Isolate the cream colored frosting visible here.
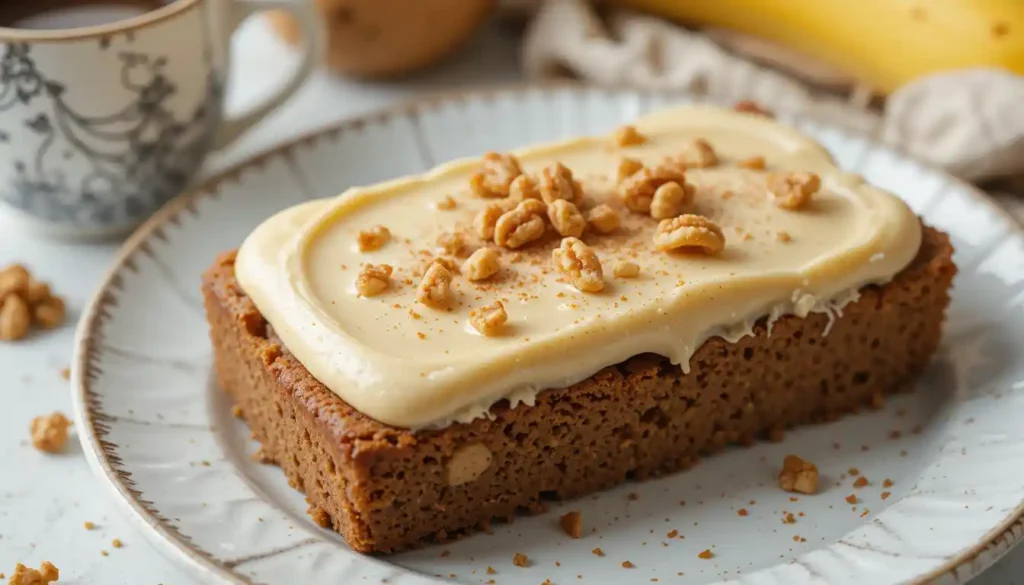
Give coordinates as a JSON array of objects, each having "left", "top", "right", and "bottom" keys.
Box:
[{"left": 235, "top": 106, "right": 922, "bottom": 429}]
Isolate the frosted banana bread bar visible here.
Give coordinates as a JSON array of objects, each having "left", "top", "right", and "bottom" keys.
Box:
[{"left": 203, "top": 105, "right": 955, "bottom": 553}]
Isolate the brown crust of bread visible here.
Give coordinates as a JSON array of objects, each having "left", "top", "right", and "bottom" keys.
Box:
[{"left": 202, "top": 225, "right": 955, "bottom": 553}]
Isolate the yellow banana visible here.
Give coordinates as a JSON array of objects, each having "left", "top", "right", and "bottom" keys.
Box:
[{"left": 615, "top": 0, "right": 1024, "bottom": 93}]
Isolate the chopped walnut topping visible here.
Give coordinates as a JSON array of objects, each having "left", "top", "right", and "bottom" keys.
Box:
[
  {"left": 616, "top": 157, "right": 644, "bottom": 183},
  {"left": 619, "top": 165, "right": 686, "bottom": 213},
  {"left": 31, "top": 412, "right": 70, "bottom": 453},
  {"left": 587, "top": 204, "right": 620, "bottom": 234},
  {"left": 738, "top": 156, "right": 766, "bottom": 170},
  {"left": 463, "top": 248, "right": 501, "bottom": 281},
  {"left": 779, "top": 454, "right": 819, "bottom": 494},
  {"left": 474, "top": 203, "right": 505, "bottom": 240},
  {"left": 412, "top": 256, "right": 458, "bottom": 278},
  {"left": 417, "top": 262, "right": 453, "bottom": 309},
  {"left": 508, "top": 174, "right": 541, "bottom": 204},
  {"left": 560, "top": 511, "right": 583, "bottom": 538},
  {"left": 8, "top": 561, "right": 59, "bottom": 585},
  {"left": 547, "top": 199, "right": 586, "bottom": 237},
  {"left": 776, "top": 231, "right": 793, "bottom": 243},
  {"left": 621, "top": 561, "right": 635, "bottom": 568},
  {"left": 553, "top": 237, "right": 604, "bottom": 293},
  {"left": 436, "top": 232, "right": 470, "bottom": 257},
  {"left": 539, "top": 162, "right": 582, "bottom": 204},
  {"left": 734, "top": 100, "right": 774, "bottom": 117},
  {"left": 649, "top": 180, "right": 694, "bottom": 220},
  {"left": 436, "top": 195, "right": 457, "bottom": 210},
  {"left": 357, "top": 225, "right": 391, "bottom": 252},
  {"left": 494, "top": 201, "right": 546, "bottom": 249},
  {"left": 697, "top": 549, "right": 714, "bottom": 560},
  {"left": 513, "top": 553, "right": 529, "bottom": 567},
  {"left": 613, "top": 125, "right": 646, "bottom": 147},
  {"left": 653, "top": 214, "right": 725, "bottom": 254},
  {"left": 518, "top": 198, "right": 548, "bottom": 216},
  {"left": 672, "top": 138, "right": 718, "bottom": 168},
  {"left": 356, "top": 264, "right": 392, "bottom": 297},
  {"left": 470, "top": 152, "right": 522, "bottom": 198},
  {"left": 768, "top": 172, "right": 821, "bottom": 210},
  {"left": 470, "top": 301, "right": 508, "bottom": 336},
  {"left": 613, "top": 261, "right": 640, "bottom": 278}
]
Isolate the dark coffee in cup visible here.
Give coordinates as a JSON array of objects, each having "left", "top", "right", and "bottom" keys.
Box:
[
  {"left": 0, "top": 0, "right": 321, "bottom": 239},
  {"left": 0, "top": 0, "right": 169, "bottom": 30}
]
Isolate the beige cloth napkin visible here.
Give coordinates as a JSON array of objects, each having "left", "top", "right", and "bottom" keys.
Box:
[{"left": 521, "top": 0, "right": 1024, "bottom": 183}]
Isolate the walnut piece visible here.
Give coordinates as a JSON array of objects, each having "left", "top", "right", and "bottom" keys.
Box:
[
  {"left": 436, "top": 195, "right": 457, "bottom": 210},
  {"left": 355, "top": 264, "right": 392, "bottom": 297},
  {"left": 494, "top": 201, "right": 546, "bottom": 249},
  {"left": 34, "top": 297, "right": 65, "bottom": 329},
  {"left": 446, "top": 443, "right": 493, "bottom": 485},
  {"left": 0, "top": 264, "right": 65, "bottom": 341},
  {"left": 508, "top": 174, "right": 541, "bottom": 204},
  {"left": 559, "top": 511, "right": 583, "bottom": 538},
  {"left": 463, "top": 248, "right": 501, "bottom": 281},
  {"left": 738, "top": 156, "right": 766, "bottom": 170},
  {"left": 734, "top": 100, "right": 774, "bottom": 117},
  {"left": 768, "top": 172, "right": 821, "bottom": 210},
  {"left": 31, "top": 412, "right": 70, "bottom": 454},
  {"left": 613, "top": 261, "right": 640, "bottom": 278},
  {"left": 613, "top": 125, "right": 646, "bottom": 147},
  {"left": 474, "top": 203, "right": 504, "bottom": 240},
  {"left": 587, "top": 204, "right": 620, "bottom": 234},
  {"left": 552, "top": 237, "right": 604, "bottom": 293},
  {"left": 436, "top": 232, "right": 470, "bottom": 257},
  {"left": 0, "top": 264, "right": 29, "bottom": 301},
  {"left": 649, "top": 180, "right": 694, "bottom": 220},
  {"left": 357, "top": 225, "right": 391, "bottom": 252},
  {"left": 0, "top": 294, "right": 31, "bottom": 341},
  {"left": 671, "top": 138, "right": 718, "bottom": 168},
  {"left": 25, "top": 280, "right": 50, "bottom": 305},
  {"left": 470, "top": 152, "right": 522, "bottom": 198},
  {"left": 547, "top": 199, "right": 586, "bottom": 238},
  {"left": 470, "top": 301, "right": 508, "bottom": 336},
  {"left": 513, "top": 553, "right": 529, "bottom": 568},
  {"left": 619, "top": 165, "right": 687, "bottom": 213},
  {"left": 653, "top": 214, "right": 725, "bottom": 254},
  {"left": 616, "top": 157, "right": 644, "bottom": 183},
  {"left": 8, "top": 561, "right": 59, "bottom": 585},
  {"left": 417, "top": 262, "right": 453, "bottom": 309},
  {"left": 779, "top": 454, "right": 819, "bottom": 494},
  {"left": 539, "top": 162, "right": 582, "bottom": 204},
  {"left": 412, "top": 255, "right": 459, "bottom": 278}
]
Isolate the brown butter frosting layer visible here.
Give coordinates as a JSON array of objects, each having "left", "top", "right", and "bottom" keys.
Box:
[{"left": 235, "top": 106, "right": 922, "bottom": 428}]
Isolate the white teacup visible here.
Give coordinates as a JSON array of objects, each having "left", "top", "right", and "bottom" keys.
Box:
[{"left": 0, "top": 0, "right": 321, "bottom": 239}]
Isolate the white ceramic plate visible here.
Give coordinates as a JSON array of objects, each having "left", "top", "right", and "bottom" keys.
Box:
[{"left": 73, "top": 86, "right": 1024, "bottom": 585}]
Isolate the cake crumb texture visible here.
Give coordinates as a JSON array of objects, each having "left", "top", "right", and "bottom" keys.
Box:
[{"left": 203, "top": 226, "right": 955, "bottom": 553}]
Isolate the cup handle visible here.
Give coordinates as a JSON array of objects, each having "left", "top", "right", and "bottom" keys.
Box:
[{"left": 212, "top": 0, "right": 323, "bottom": 151}]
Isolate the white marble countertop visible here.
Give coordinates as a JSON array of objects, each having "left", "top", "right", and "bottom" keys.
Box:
[{"left": 1, "top": 16, "right": 1021, "bottom": 585}]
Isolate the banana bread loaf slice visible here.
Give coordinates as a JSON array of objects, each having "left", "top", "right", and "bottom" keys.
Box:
[{"left": 202, "top": 224, "right": 954, "bottom": 554}]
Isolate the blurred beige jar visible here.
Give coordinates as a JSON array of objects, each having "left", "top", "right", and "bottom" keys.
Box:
[{"left": 268, "top": 0, "right": 494, "bottom": 78}]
